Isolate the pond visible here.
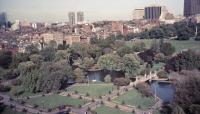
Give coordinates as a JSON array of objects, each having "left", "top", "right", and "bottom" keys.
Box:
[
  {"left": 87, "top": 70, "right": 125, "bottom": 82},
  {"left": 150, "top": 81, "right": 174, "bottom": 103},
  {"left": 87, "top": 71, "right": 174, "bottom": 103}
]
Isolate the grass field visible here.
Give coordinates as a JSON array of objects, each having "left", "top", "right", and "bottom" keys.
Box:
[
  {"left": 25, "top": 94, "right": 86, "bottom": 109},
  {"left": 141, "top": 39, "right": 200, "bottom": 53},
  {"left": 67, "top": 83, "right": 116, "bottom": 97},
  {"left": 114, "top": 89, "right": 155, "bottom": 110},
  {"left": 94, "top": 105, "right": 134, "bottom": 114},
  {"left": 0, "top": 107, "right": 28, "bottom": 114}
]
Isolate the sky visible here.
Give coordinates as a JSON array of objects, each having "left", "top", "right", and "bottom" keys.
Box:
[{"left": 0, "top": 0, "right": 184, "bottom": 22}]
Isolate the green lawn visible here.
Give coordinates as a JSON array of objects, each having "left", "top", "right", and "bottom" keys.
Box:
[
  {"left": 141, "top": 39, "right": 200, "bottom": 53},
  {"left": 0, "top": 107, "right": 28, "bottom": 114},
  {"left": 94, "top": 105, "right": 134, "bottom": 114},
  {"left": 67, "top": 83, "right": 116, "bottom": 97},
  {"left": 114, "top": 89, "right": 155, "bottom": 110},
  {"left": 25, "top": 94, "right": 86, "bottom": 109}
]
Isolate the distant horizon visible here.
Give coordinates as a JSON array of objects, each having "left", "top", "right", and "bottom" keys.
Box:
[{"left": 0, "top": 0, "right": 184, "bottom": 23}]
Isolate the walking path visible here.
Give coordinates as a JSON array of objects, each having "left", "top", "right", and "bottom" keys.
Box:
[{"left": 0, "top": 72, "right": 162, "bottom": 114}]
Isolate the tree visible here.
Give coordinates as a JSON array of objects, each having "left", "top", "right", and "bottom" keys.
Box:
[
  {"left": 82, "top": 57, "right": 94, "bottom": 69},
  {"left": 48, "top": 40, "right": 57, "bottom": 49},
  {"left": 122, "top": 54, "right": 140, "bottom": 78},
  {"left": 0, "top": 50, "right": 13, "bottom": 69},
  {"left": 172, "top": 105, "right": 186, "bottom": 114},
  {"left": 165, "top": 50, "right": 200, "bottom": 72},
  {"left": 18, "top": 61, "right": 37, "bottom": 75},
  {"left": 11, "top": 53, "right": 29, "bottom": 68},
  {"left": 150, "top": 39, "right": 160, "bottom": 53},
  {"left": 117, "top": 45, "right": 132, "bottom": 57},
  {"left": 132, "top": 41, "right": 146, "bottom": 52},
  {"left": 173, "top": 70, "right": 200, "bottom": 113},
  {"left": 97, "top": 54, "right": 122, "bottom": 71},
  {"left": 36, "top": 60, "right": 73, "bottom": 92},
  {"left": 54, "top": 50, "right": 70, "bottom": 62},
  {"left": 104, "top": 74, "right": 111, "bottom": 83},
  {"left": 157, "top": 70, "right": 168, "bottom": 78},
  {"left": 160, "top": 42, "right": 175, "bottom": 56},
  {"left": 40, "top": 47, "right": 56, "bottom": 61},
  {"left": 29, "top": 54, "right": 44, "bottom": 65},
  {"left": 154, "top": 53, "right": 165, "bottom": 63},
  {"left": 73, "top": 68, "right": 86, "bottom": 83},
  {"left": 25, "top": 44, "right": 39, "bottom": 54}
]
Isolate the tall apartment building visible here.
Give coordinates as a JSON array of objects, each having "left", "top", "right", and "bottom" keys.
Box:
[
  {"left": 144, "top": 6, "right": 162, "bottom": 20},
  {"left": 77, "top": 12, "right": 84, "bottom": 23},
  {"left": 68, "top": 12, "right": 75, "bottom": 25},
  {"left": 133, "top": 9, "right": 144, "bottom": 20},
  {"left": 184, "top": 0, "right": 200, "bottom": 17},
  {"left": 0, "top": 12, "right": 7, "bottom": 26}
]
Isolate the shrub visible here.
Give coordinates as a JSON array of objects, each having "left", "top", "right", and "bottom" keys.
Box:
[
  {"left": 92, "top": 98, "right": 95, "bottom": 102},
  {"left": 78, "top": 104, "right": 82, "bottom": 109},
  {"left": 87, "top": 107, "right": 91, "bottom": 111},
  {"left": 113, "top": 78, "right": 130, "bottom": 86},
  {"left": 107, "top": 97, "right": 111, "bottom": 101},
  {"left": 86, "top": 92, "right": 90, "bottom": 97},
  {"left": 75, "top": 90, "right": 78, "bottom": 94},
  {"left": 121, "top": 100, "right": 125, "bottom": 105},
  {"left": 33, "top": 104, "right": 38, "bottom": 108},
  {"left": 79, "top": 95, "right": 82, "bottom": 99},
  {"left": 20, "top": 100, "right": 26, "bottom": 105},
  {"left": 132, "top": 109, "right": 135, "bottom": 113},
  {"left": 135, "top": 83, "right": 153, "bottom": 97},
  {"left": 104, "top": 74, "right": 111, "bottom": 83},
  {"left": 99, "top": 96, "right": 102, "bottom": 99},
  {"left": 22, "top": 108, "right": 27, "bottom": 112},
  {"left": 115, "top": 104, "right": 119, "bottom": 109}
]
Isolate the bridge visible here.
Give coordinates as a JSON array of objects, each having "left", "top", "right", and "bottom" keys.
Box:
[{"left": 131, "top": 71, "right": 158, "bottom": 86}]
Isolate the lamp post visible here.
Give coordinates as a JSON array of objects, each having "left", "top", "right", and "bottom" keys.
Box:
[
  {"left": 87, "top": 75, "right": 89, "bottom": 86},
  {"left": 153, "top": 82, "right": 157, "bottom": 101}
]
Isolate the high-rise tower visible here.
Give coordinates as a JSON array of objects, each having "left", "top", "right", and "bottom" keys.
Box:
[
  {"left": 184, "top": 0, "right": 200, "bottom": 17},
  {"left": 68, "top": 12, "right": 75, "bottom": 25}
]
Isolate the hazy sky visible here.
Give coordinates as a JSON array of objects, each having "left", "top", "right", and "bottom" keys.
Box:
[{"left": 0, "top": 0, "right": 184, "bottom": 22}]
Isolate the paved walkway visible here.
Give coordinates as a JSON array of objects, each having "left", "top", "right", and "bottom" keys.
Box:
[{"left": 0, "top": 73, "right": 162, "bottom": 114}]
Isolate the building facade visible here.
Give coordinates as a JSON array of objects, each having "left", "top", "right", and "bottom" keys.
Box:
[
  {"left": 144, "top": 6, "right": 162, "bottom": 20},
  {"left": 184, "top": 0, "right": 200, "bottom": 17},
  {"left": 133, "top": 9, "right": 144, "bottom": 20},
  {"left": 0, "top": 12, "right": 7, "bottom": 26},
  {"left": 77, "top": 12, "right": 84, "bottom": 23},
  {"left": 68, "top": 12, "right": 75, "bottom": 25}
]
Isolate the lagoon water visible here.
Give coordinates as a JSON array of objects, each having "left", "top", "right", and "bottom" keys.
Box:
[{"left": 87, "top": 71, "right": 174, "bottom": 102}]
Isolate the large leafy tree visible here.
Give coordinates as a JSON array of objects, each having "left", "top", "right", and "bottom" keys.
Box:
[
  {"left": 97, "top": 54, "right": 122, "bottom": 71},
  {"left": 165, "top": 50, "right": 200, "bottom": 72},
  {"left": 122, "top": 54, "right": 140, "bottom": 78},
  {"left": 73, "top": 68, "right": 86, "bottom": 83},
  {"left": 117, "top": 45, "right": 132, "bottom": 57},
  {"left": 173, "top": 70, "right": 200, "bottom": 114},
  {"left": 36, "top": 60, "right": 73, "bottom": 92},
  {"left": 40, "top": 47, "right": 56, "bottom": 61}
]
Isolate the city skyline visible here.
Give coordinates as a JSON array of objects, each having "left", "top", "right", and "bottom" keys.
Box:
[{"left": 0, "top": 0, "right": 184, "bottom": 22}]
